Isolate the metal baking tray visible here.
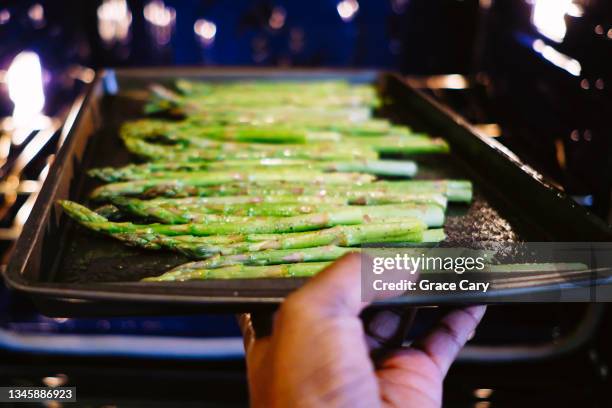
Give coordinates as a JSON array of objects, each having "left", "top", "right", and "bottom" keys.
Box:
[{"left": 4, "top": 68, "right": 612, "bottom": 316}]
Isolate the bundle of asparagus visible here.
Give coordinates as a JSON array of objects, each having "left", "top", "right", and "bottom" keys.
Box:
[
  {"left": 59, "top": 79, "right": 473, "bottom": 281},
  {"left": 145, "top": 80, "right": 380, "bottom": 117},
  {"left": 120, "top": 119, "right": 448, "bottom": 152},
  {"left": 60, "top": 201, "right": 443, "bottom": 259}
]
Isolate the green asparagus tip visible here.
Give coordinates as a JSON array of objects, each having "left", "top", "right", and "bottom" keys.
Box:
[{"left": 58, "top": 200, "right": 108, "bottom": 223}]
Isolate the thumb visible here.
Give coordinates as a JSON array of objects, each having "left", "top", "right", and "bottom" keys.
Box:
[{"left": 289, "top": 252, "right": 402, "bottom": 318}]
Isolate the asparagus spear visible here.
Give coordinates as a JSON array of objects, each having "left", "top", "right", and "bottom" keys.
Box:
[
  {"left": 100, "top": 193, "right": 448, "bottom": 222},
  {"left": 140, "top": 193, "right": 448, "bottom": 207},
  {"left": 144, "top": 227, "right": 446, "bottom": 277},
  {"left": 175, "top": 79, "right": 377, "bottom": 101},
  {"left": 146, "top": 82, "right": 380, "bottom": 113},
  {"left": 120, "top": 120, "right": 447, "bottom": 154},
  {"left": 186, "top": 245, "right": 357, "bottom": 269},
  {"left": 164, "top": 88, "right": 378, "bottom": 108},
  {"left": 112, "top": 231, "right": 246, "bottom": 253},
  {"left": 145, "top": 90, "right": 375, "bottom": 122},
  {"left": 142, "top": 262, "right": 332, "bottom": 281},
  {"left": 175, "top": 78, "right": 362, "bottom": 91},
  {"left": 115, "top": 226, "right": 440, "bottom": 258},
  {"left": 132, "top": 195, "right": 352, "bottom": 206},
  {"left": 112, "top": 197, "right": 342, "bottom": 218},
  {"left": 123, "top": 137, "right": 379, "bottom": 162},
  {"left": 121, "top": 117, "right": 423, "bottom": 146},
  {"left": 60, "top": 199, "right": 443, "bottom": 235},
  {"left": 121, "top": 122, "right": 447, "bottom": 155},
  {"left": 221, "top": 180, "right": 470, "bottom": 202},
  {"left": 90, "top": 170, "right": 375, "bottom": 200},
  {"left": 143, "top": 261, "right": 586, "bottom": 282},
  {"left": 361, "top": 136, "right": 449, "bottom": 155},
  {"left": 125, "top": 122, "right": 343, "bottom": 145},
  {"left": 65, "top": 197, "right": 444, "bottom": 230},
  {"left": 110, "top": 196, "right": 444, "bottom": 225},
  {"left": 110, "top": 193, "right": 447, "bottom": 217},
  {"left": 59, "top": 200, "right": 437, "bottom": 250},
  {"left": 197, "top": 228, "right": 444, "bottom": 257},
  {"left": 58, "top": 200, "right": 426, "bottom": 241},
  {"left": 178, "top": 115, "right": 408, "bottom": 136},
  {"left": 149, "top": 246, "right": 357, "bottom": 280},
  {"left": 88, "top": 159, "right": 418, "bottom": 182},
  {"left": 135, "top": 180, "right": 472, "bottom": 203}
]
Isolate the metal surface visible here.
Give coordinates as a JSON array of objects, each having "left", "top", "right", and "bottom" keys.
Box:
[{"left": 3, "top": 67, "right": 612, "bottom": 316}]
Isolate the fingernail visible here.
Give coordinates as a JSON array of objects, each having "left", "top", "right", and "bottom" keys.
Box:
[{"left": 468, "top": 330, "right": 476, "bottom": 341}]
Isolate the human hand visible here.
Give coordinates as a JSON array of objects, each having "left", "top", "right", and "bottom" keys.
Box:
[{"left": 240, "top": 253, "right": 486, "bottom": 408}]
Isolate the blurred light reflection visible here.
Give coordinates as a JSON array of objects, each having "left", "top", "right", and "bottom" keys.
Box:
[
  {"left": 473, "top": 388, "right": 494, "bottom": 399},
  {"left": 42, "top": 374, "right": 68, "bottom": 388},
  {"left": 0, "top": 9, "right": 10, "bottom": 25},
  {"left": 144, "top": 0, "right": 176, "bottom": 46},
  {"left": 531, "top": 0, "right": 578, "bottom": 43},
  {"left": 475, "top": 123, "right": 502, "bottom": 137},
  {"left": 28, "top": 3, "right": 45, "bottom": 28},
  {"left": 97, "top": 0, "right": 132, "bottom": 46},
  {"left": 194, "top": 19, "right": 217, "bottom": 47},
  {"left": 269, "top": 6, "right": 286, "bottom": 30},
  {"left": 5, "top": 51, "right": 50, "bottom": 144},
  {"left": 405, "top": 74, "right": 469, "bottom": 90},
  {"left": 337, "top": 0, "right": 359, "bottom": 22},
  {"left": 532, "top": 39, "right": 581, "bottom": 76}
]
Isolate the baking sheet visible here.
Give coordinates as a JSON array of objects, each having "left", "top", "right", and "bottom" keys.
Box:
[{"left": 4, "top": 68, "right": 612, "bottom": 316}]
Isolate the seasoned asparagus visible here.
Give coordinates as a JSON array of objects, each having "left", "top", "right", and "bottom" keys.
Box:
[
  {"left": 60, "top": 200, "right": 443, "bottom": 257},
  {"left": 63, "top": 79, "right": 474, "bottom": 282},
  {"left": 88, "top": 159, "right": 418, "bottom": 182},
  {"left": 121, "top": 119, "right": 441, "bottom": 149},
  {"left": 149, "top": 246, "right": 357, "bottom": 280},
  {"left": 123, "top": 137, "right": 379, "bottom": 162},
  {"left": 60, "top": 199, "right": 443, "bottom": 234},
  {"left": 113, "top": 226, "right": 442, "bottom": 258},
  {"left": 110, "top": 197, "right": 444, "bottom": 226},
  {"left": 90, "top": 170, "right": 375, "bottom": 200},
  {"left": 144, "top": 261, "right": 587, "bottom": 282},
  {"left": 122, "top": 131, "right": 448, "bottom": 157},
  {"left": 134, "top": 180, "right": 472, "bottom": 202},
  {"left": 145, "top": 81, "right": 380, "bottom": 115},
  {"left": 141, "top": 227, "right": 446, "bottom": 278},
  {"left": 143, "top": 193, "right": 448, "bottom": 207},
  {"left": 142, "top": 262, "right": 333, "bottom": 281},
  {"left": 110, "top": 194, "right": 447, "bottom": 217}
]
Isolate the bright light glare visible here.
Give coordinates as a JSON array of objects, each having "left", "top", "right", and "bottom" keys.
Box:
[
  {"left": 28, "top": 3, "right": 44, "bottom": 23},
  {"left": 194, "top": 19, "right": 217, "bottom": 45},
  {"left": 0, "top": 9, "right": 10, "bottom": 24},
  {"left": 532, "top": 39, "right": 581, "bottom": 76},
  {"left": 144, "top": 0, "right": 175, "bottom": 27},
  {"left": 532, "top": 0, "right": 577, "bottom": 43},
  {"left": 337, "top": 0, "right": 359, "bottom": 22},
  {"left": 6, "top": 52, "right": 46, "bottom": 131},
  {"left": 144, "top": 1, "right": 176, "bottom": 45},
  {"left": 567, "top": 3, "right": 583, "bottom": 17},
  {"left": 97, "top": 0, "right": 132, "bottom": 44},
  {"left": 269, "top": 7, "right": 286, "bottom": 30}
]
